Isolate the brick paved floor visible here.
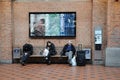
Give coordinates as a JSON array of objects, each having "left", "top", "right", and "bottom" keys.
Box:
[{"left": 0, "top": 64, "right": 120, "bottom": 80}]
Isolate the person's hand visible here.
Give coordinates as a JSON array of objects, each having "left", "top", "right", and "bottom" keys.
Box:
[
  {"left": 66, "top": 50, "right": 69, "bottom": 52},
  {"left": 25, "top": 53, "right": 28, "bottom": 55}
]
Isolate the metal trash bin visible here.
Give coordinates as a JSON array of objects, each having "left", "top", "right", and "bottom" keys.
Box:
[{"left": 13, "top": 48, "right": 21, "bottom": 59}]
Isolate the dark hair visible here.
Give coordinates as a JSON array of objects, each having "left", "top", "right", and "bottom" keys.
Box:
[
  {"left": 47, "top": 41, "right": 51, "bottom": 44},
  {"left": 46, "top": 41, "right": 52, "bottom": 47},
  {"left": 40, "top": 19, "right": 45, "bottom": 24}
]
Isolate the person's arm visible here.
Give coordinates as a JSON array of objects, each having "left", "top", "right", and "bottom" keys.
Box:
[
  {"left": 52, "top": 43, "right": 57, "bottom": 54},
  {"left": 23, "top": 44, "right": 27, "bottom": 53},
  {"left": 29, "top": 44, "right": 33, "bottom": 55},
  {"left": 72, "top": 44, "right": 76, "bottom": 56},
  {"left": 61, "top": 44, "right": 67, "bottom": 56}
]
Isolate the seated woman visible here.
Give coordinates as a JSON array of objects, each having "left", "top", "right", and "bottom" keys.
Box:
[
  {"left": 20, "top": 43, "right": 33, "bottom": 66},
  {"left": 43, "top": 41, "right": 57, "bottom": 65},
  {"left": 61, "top": 40, "right": 76, "bottom": 65}
]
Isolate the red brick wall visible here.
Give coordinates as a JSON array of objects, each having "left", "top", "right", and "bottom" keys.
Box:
[
  {"left": 13, "top": 0, "right": 92, "bottom": 48},
  {"left": 107, "top": 0, "right": 120, "bottom": 47},
  {"left": 93, "top": 0, "right": 107, "bottom": 48},
  {"left": 0, "top": 1, "right": 12, "bottom": 63},
  {"left": 92, "top": 0, "right": 107, "bottom": 63}
]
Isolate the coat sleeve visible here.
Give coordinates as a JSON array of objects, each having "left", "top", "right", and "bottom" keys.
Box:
[
  {"left": 72, "top": 44, "right": 76, "bottom": 55},
  {"left": 61, "top": 44, "right": 67, "bottom": 56}
]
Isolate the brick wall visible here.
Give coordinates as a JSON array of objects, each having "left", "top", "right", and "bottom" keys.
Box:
[
  {"left": 92, "top": 0, "right": 107, "bottom": 64},
  {"left": 92, "top": 0, "right": 107, "bottom": 49},
  {"left": 13, "top": 0, "right": 92, "bottom": 48},
  {"left": 107, "top": 0, "right": 120, "bottom": 47},
  {"left": 0, "top": 1, "right": 12, "bottom": 63}
]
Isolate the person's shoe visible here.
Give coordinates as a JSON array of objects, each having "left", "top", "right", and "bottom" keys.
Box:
[
  {"left": 21, "top": 62, "right": 25, "bottom": 66},
  {"left": 20, "top": 60, "right": 25, "bottom": 66}
]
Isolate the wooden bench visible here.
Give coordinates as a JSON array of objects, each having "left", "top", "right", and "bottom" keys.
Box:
[
  {"left": 13, "top": 47, "right": 68, "bottom": 63},
  {"left": 13, "top": 47, "right": 92, "bottom": 64}
]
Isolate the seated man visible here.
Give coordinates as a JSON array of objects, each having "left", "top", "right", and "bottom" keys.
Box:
[
  {"left": 20, "top": 43, "right": 33, "bottom": 66},
  {"left": 43, "top": 41, "right": 57, "bottom": 65},
  {"left": 61, "top": 40, "right": 76, "bottom": 65}
]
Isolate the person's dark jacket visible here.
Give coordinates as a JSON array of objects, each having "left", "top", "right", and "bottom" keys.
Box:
[
  {"left": 46, "top": 43, "right": 57, "bottom": 55},
  {"left": 61, "top": 44, "right": 76, "bottom": 56},
  {"left": 23, "top": 43, "right": 33, "bottom": 55}
]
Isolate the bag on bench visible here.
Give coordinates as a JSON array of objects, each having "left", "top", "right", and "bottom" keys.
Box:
[{"left": 43, "top": 48, "right": 49, "bottom": 56}]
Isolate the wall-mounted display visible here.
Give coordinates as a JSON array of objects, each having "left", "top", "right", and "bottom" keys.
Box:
[{"left": 29, "top": 12, "right": 76, "bottom": 38}]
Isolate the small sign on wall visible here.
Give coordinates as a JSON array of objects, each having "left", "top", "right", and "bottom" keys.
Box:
[
  {"left": 94, "top": 27, "right": 102, "bottom": 50},
  {"left": 83, "top": 48, "right": 91, "bottom": 59},
  {"left": 95, "top": 30, "right": 102, "bottom": 44}
]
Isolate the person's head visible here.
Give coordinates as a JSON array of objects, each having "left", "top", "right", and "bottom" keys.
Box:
[
  {"left": 47, "top": 41, "right": 52, "bottom": 46},
  {"left": 39, "top": 19, "right": 45, "bottom": 24},
  {"left": 68, "top": 40, "right": 72, "bottom": 45}
]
